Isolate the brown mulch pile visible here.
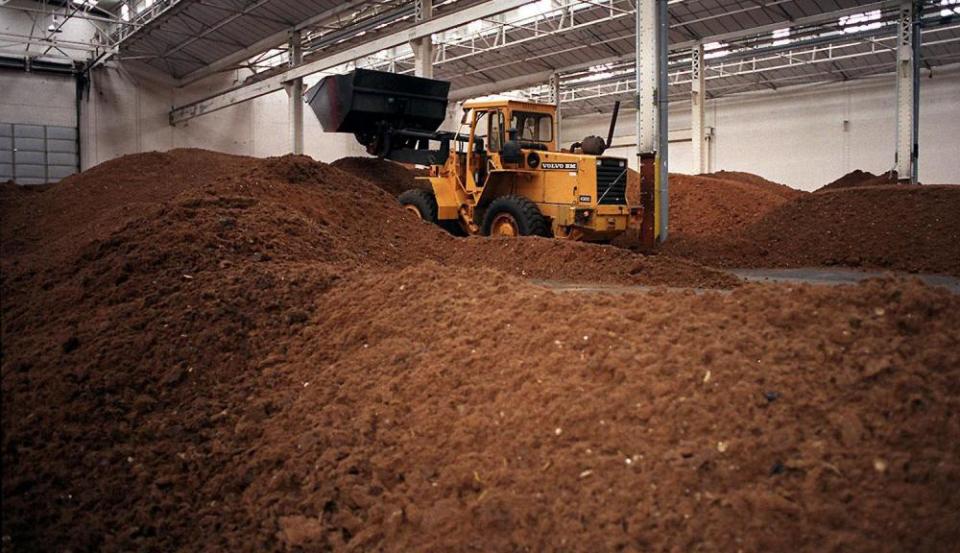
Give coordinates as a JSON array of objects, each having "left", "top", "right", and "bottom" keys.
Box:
[
  {"left": 330, "top": 156, "right": 429, "bottom": 196},
  {"left": 661, "top": 173, "right": 802, "bottom": 238},
  {"left": 614, "top": 170, "right": 803, "bottom": 248},
  {"left": 3, "top": 149, "right": 959, "bottom": 551},
  {"left": 4, "top": 263, "right": 959, "bottom": 551},
  {"left": 663, "top": 185, "right": 960, "bottom": 276},
  {"left": 609, "top": 167, "right": 958, "bottom": 276},
  {"left": 817, "top": 170, "right": 899, "bottom": 192},
  {"left": 1, "top": 149, "right": 732, "bottom": 289},
  {"left": 702, "top": 170, "right": 799, "bottom": 198}
]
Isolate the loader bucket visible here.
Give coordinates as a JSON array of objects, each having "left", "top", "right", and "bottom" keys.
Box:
[{"left": 305, "top": 68, "right": 450, "bottom": 136}]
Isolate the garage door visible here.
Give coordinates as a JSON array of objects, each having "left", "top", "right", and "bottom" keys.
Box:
[{"left": 0, "top": 123, "right": 79, "bottom": 185}]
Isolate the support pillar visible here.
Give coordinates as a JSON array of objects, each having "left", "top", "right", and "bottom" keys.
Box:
[
  {"left": 895, "top": 0, "right": 919, "bottom": 183},
  {"left": 411, "top": 0, "right": 434, "bottom": 78},
  {"left": 549, "top": 72, "right": 561, "bottom": 147},
  {"left": 635, "top": 0, "right": 669, "bottom": 245},
  {"left": 285, "top": 30, "right": 304, "bottom": 155},
  {"left": 657, "top": 0, "right": 669, "bottom": 241},
  {"left": 690, "top": 43, "right": 706, "bottom": 174}
]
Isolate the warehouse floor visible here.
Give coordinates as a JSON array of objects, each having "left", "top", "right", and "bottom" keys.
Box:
[{"left": 2, "top": 150, "right": 958, "bottom": 552}]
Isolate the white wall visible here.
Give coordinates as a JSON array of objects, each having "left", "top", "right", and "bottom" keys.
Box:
[
  {"left": 79, "top": 63, "right": 367, "bottom": 169},
  {"left": 3, "top": 0, "right": 958, "bottom": 186},
  {"left": 0, "top": 1, "right": 96, "bottom": 128},
  {"left": 561, "top": 65, "right": 960, "bottom": 190},
  {"left": 0, "top": 70, "right": 76, "bottom": 127},
  {"left": 0, "top": 0, "right": 100, "bottom": 63},
  {"left": 57, "top": 52, "right": 960, "bottom": 186}
]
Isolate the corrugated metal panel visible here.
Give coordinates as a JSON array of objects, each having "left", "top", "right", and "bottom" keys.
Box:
[
  {"left": 0, "top": 124, "right": 79, "bottom": 185},
  {"left": 119, "top": 0, "right": 960, "bottom": 110},
  {"left": 120, "top": 0, "right": 345, "bottom": 78}
]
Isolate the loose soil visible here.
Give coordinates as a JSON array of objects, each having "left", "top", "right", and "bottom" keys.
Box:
[
  {"left": 702, "top": 170, "right": 799, "bottom": 198},
  {"left": 663, "top": 185, "right": 960, "bottom": 276},
  {"left": 651, "top": 173, "right": 802, "bottom": 239},
  {"left": 3, "top": 150, "right": 958, "bottom": 552},
  {"left": 817, "top": 170, "right": 899, "bottom": 192},
  {"left": 609, "top": 168, "right": 959, "bottom": 276},
  {"left": 330, "top": 156, "right": 429, "bottom": 196},
  {"left": 1, "top": 149, "right": 732, "bottom": 288}
]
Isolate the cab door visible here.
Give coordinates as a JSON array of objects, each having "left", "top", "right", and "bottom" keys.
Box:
[
  {"left": 465, "top": 109, "right": 504, "bottom": 190},
  {"left": 486, "top": 109, "right": 505, "bottom": 174}
]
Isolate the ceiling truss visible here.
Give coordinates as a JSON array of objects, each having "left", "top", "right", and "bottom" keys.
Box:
[{"left": 3, "top": 0, "right": 958, "bottom": 119}]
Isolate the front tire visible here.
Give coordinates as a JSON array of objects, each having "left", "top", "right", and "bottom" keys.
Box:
[
  {"left": 398, "top": 189, "right": 438, "bottom": 223},
  {"left": 482, "top": 195, "right": 550, "bottom": 237}
]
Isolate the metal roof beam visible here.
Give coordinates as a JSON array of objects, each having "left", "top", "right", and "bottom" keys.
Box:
[
  {"left": 402, "top": 0, "right": 904, "bottom": 101},
  {"left": 175, "top": 0, "right": 372, "bottom": 86},
  {"left": 169, "top": 0, "right": 536, "bottom": 124},
  {"left": 461, "top": 0, "right": 911, "bottom": 100}
]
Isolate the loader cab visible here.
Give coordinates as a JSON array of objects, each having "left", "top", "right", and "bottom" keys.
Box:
[{"left": 460, "top": 99, "right": 557, "bottom": 189}]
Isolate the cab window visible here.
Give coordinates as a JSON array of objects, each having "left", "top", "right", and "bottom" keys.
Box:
[
  {"left": 488, "top": 110, "right": 504, "bottom": 152},
  {"left": 510, "top": 111, "right": 553, "bottom": 142},
  {"left": 472, "top": 111, "right": 487, "bottom": 152}
]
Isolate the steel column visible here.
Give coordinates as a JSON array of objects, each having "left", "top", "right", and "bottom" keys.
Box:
[
  {"left": 636, "top": 0, "right": 667, "bottom": 246},
  {"left": 635, "top": 0, "right": 657, "bottom": 155},
  {"left": 550, "top": 72, "right": 562, "bottom": 146},
  {"left": 411, "top": 0, "right": 434, "bottom": 78},
  {"left": 690, "top": 43, "right": 706, "bottom": 174},
  {"left": 657, "top": 0, "right": 669, "bottom": 242},
  {"left": 894, "top": 0, "right": 919, "bottom": 183},
  {"left": 285, "top": 31, "right": 304, "bottom": 155}
]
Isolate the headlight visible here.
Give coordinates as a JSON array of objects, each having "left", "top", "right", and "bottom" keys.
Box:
[{"left": 527, "top": 152, "right": 540, "bottom": 168}]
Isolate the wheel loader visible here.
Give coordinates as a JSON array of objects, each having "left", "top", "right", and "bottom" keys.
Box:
[{"left": 306, "top": 68, "right": 656, "bottom": 245}]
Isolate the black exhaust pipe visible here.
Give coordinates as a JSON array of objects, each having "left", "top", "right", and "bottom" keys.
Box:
[{"left": 606, "top": 100, "right": 621, "bottom": 149}]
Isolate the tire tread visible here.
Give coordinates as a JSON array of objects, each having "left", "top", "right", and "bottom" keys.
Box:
[{"left": 482, "top": 195, "right": 550, "bottom": 237}]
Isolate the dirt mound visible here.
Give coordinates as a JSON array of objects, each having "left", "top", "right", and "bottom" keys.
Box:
[
  {"left": 615, "top": 171, "right": 803, "bottom": 249},
  {"left": 702, "top": 170, "right": 798, "bottom": 199},
  {"left": 664, "top": 185, "right": 960, "bottom": 276},
  {"left": 3, "top": 149, "right": 959, "bottom": 551},
  {"left": 610, "top": 167, "right": 957, "bottom": 276},
  {"left": 818, "top": 169, "right": 898, "bottom": 192},
  {"left": 4, "top": 258, "right": 958, "bottom": 551},
  {"left": 1, "top": 150, "right": 445, "bottom": 274},
  {"left": 662, "top": 173, "right": 803, "bottom": 238},
  {"left": 267, "top": 269, "right": 960, "bottom": 553},
  {"left": 331, "top": 156, "right": 429, "bottom": 196},
  {"left": 1, "top": 149, "right": 734, "bottom": 289}
]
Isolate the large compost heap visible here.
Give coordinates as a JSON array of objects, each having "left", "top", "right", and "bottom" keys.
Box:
[
  {"left": 2, "top": 149, "right": 959, "bottom": 552},
  {"left": 658, "top": 173, "right": 960, "bottom": 276},
  {"left": 589, "top": 168, "right": 960, "bottom": 277}
]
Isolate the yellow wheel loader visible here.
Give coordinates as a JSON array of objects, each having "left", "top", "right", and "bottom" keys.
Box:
[{"left": 307, "top": 69, "right": 656, "bottom": 246}]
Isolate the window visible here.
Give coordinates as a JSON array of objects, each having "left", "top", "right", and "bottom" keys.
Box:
[
  {"left": 838, "top": 10, "right": 882, "bottom": 34},
  {"left": 771, "top": 28, "right": 791, "bottom": 46},
  {"left": 488, "top": 111, "right": 504, "bottom": 152},
  {"left": 510, "top": 111, "right": 553, "bottom": 142},
  {"left": 473, "top": 111, "right": 487, "bottom": 152},
  {"left": 941, "top": 0, "right": 960, "bottom": 17}
]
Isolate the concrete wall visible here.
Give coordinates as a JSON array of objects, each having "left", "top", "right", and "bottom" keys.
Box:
[
  {"left": 0, "top": 0, "right": 100, "bottom": 63},
  {"left": 70, "top": 57, "right": 960, "bottom": 188},
  {"left": 3, "top": 1, "right": 958, "bottom": 188},
  {"left": 561, "top": 65, "right": 960, "bottom": 190},
  {"left": 79, "top": 63, "right": 366, "bottom": 169},
  {"left": 0, "top": 70, "right": 77, "bottom": 127}
]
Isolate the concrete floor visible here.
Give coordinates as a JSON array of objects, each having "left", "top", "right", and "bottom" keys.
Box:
[
  {"left": 729, "top": 267, "right": 960, "bottom": 293},
  {"left": 534, "top": 267, "right": 960, "bottom": 294}
]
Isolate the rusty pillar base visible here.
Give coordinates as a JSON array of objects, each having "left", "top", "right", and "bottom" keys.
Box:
[{"left": 638, "top": 152, "right": 657, "bottom": 252}]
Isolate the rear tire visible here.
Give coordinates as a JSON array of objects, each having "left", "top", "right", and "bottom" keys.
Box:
[
  {"left": 482, "top": 195, "right": 550, "bottom": 237},
  {"left": 398, "top": 189, "right": 438, "bottom": 223}
]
